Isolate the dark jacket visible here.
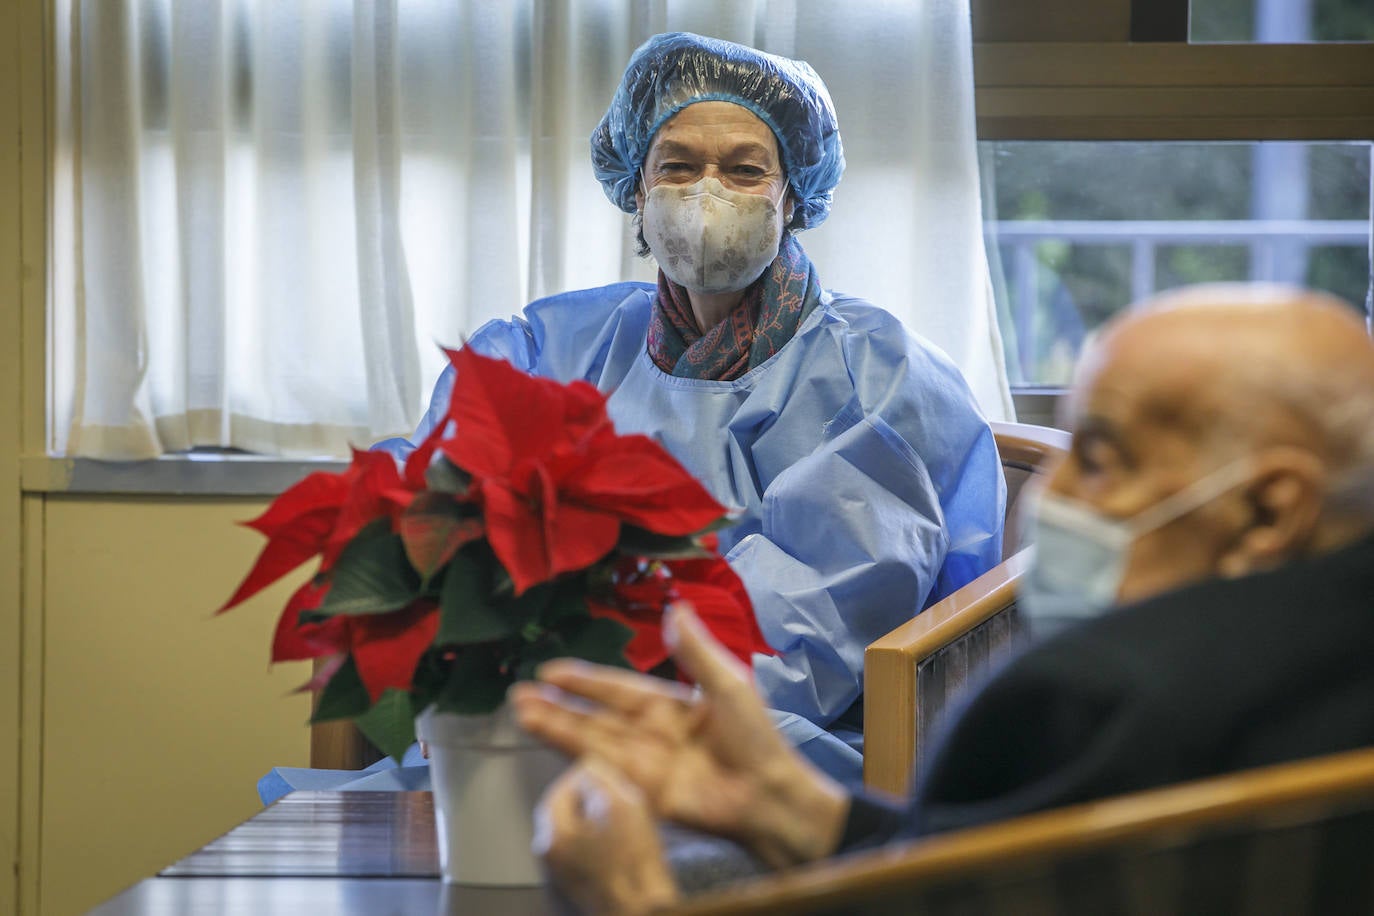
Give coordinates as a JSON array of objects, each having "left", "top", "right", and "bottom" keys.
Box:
[{"left": 841, "top": 531, "right": 1374, "bottom": 850}]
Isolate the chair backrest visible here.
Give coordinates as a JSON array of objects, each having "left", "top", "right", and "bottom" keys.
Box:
[
  {"left": 666, "top": 746, "right": 1374, "bottom": 916},
  {"left": 863, "top": 421, "right": 1069, "bottom": 794},
  {"left": 988, "top": 420, "right": 1071, "bottom": 559}
]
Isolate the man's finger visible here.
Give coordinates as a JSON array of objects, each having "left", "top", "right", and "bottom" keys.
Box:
[
  {"left": 513, "top": 684, "right": 651, "bottom": 763},
  {"left": 513, "top": 685, "right": 603, "bottom": 757},
  {"left": 582, "top": 756, "right": 649, "bottom": 820},
  {"left": 664, "top": 602, "right": 753, "bottom": 697},
  {"left": 533, "top": 766, "right": 584, "bottom": 857},
  {"left": 535, "top": 658, "right": 695, "bottom": 710}
]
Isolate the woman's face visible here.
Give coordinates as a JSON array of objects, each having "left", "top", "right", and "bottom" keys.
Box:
[{"left": 635, "top": 101, "right": 792, "bottom": 219}]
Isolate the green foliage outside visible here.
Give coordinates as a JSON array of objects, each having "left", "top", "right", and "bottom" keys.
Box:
[{"left": 986, "top": 0, "right": 1374, "bottom": 387}]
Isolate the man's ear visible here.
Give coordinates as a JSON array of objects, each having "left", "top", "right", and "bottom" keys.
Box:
[{"left": 1218, "top": 448, "right": 1326, "bottom": 577}]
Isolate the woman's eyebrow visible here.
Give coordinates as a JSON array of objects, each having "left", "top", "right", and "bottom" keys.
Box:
[
  {"left": 727, "top": 141, "right": 775, "bottom": 161},
  {"left": 648, "top": 140, "right": 697, "bottom": 160}
]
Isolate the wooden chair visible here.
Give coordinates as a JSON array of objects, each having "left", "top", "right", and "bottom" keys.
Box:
[
  {"left": 310, "top": 658, "right": 384, "bottom": 769},
  {"left": 863, "top": 421, "right": 1070, "bottom": 795},
  {"left": 663, "top": 745, "right": 1374, "bottom": 915}
]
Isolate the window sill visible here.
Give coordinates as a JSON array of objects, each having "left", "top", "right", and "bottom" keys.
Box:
[
  {"left": 21, "top": 392, "right": 1062, "bottom": 497},
  {"left": 20, "top": 454, "right": 348, "bottom": 496},
  {"left": 1011, "top": 388, "right": 1064, "bottom": 428}
]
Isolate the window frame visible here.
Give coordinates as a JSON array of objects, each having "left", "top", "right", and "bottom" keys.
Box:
[
  {"left": 21, "top": 1, "right": 1374, "bottom": 485},
  {"left": 971, "top": 0, "right": 1374, "bottom": 419}
]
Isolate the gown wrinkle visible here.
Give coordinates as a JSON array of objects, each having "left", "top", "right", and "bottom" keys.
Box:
[{"left": 366, "top": 280, "right": 1004, "bottom": 784}]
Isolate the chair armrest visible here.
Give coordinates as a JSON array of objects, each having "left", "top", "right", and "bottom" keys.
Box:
[
  {"left": 862, "top": 549, "right": 1029, "bottom": 795},
  {"left": 661, "top": 746, "right": 1374, "bottom": 916}
]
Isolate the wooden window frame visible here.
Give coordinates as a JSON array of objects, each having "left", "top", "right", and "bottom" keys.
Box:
[{"left": 971, "top": 0, "right": 1374, "bottom": 141}]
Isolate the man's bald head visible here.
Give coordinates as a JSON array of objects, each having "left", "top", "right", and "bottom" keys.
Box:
[
  {"left": 1079, "top": 283, "right": 1374, "bottom": 475},
  {"left": 1050, "top": 283, "right": 1374, "bottom": 604}
]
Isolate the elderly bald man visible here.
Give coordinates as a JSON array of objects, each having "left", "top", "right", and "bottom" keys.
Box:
[{"left": 513, "top": 283, "right": 1374, "bottom": 914}]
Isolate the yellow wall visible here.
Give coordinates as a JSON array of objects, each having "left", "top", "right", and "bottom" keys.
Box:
[
  {"left": 2, "top": 5, "right": 314, "bottom": 915},
  {"left": 3, "top": 0, "right": 24, "bottom": 909},
  {"left": 37, "top": 499, "right": 313, "bottom": 916}
]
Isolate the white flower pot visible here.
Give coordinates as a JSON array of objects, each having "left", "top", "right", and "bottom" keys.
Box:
[{"left": 417, "top": 703, "right": 565, "bottom": 886}]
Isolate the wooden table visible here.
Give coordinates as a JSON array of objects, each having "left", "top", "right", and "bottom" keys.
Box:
[{"left": 88, "top": 791, "right": 561, "bottom": 914}]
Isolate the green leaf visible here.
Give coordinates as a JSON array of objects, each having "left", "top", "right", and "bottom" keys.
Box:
[
  {"left": 693, "top": 515, "right": 739, "bottom": 535},
  {"left": 509, "top": 579, "right": 554, "bottom": 620},
  {"left": 425, "top": 457, "right": 471, "bottom": 495},
  {"left": 512, "top": 633, "right": 569, "bottom": 682},
  {"left": 433, "top": 651, "right": 511, "bottom": 716},
  {"left": 319, "top": 523, "right": 420, "bottom": 616},
  {"left": 399, "top": 492, "right": 483, "bottom": 585},
  {"left": 509, "top": 616, "right": 635, "bottom": 681},
  {"left": 540, "top": 583, "right": 590, "bottom": 626},
  {"left": 558, "top": 616, "right": 635, "bottom": 669},
  {"left": 407, "top": 649, "right": 448, "bottom": 709},
  {"left": 438, "top": 552, "right": 519, "bottom": 644},
  {"left": 354, "top": 689, "right": 418, "bottom": 763},
  {"left": 615, "top": 526, "right": 713, "bottom": 559},
  {"left": 310, "top": 656, "right": 372, "bottom": 723}
]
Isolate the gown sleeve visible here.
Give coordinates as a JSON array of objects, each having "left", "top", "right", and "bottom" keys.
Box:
[
  {"left": 737, "top": 307, "right": 1004, "bottom": 737},
  {"left": 838, "top": 790, "right": 916, "bottom": 852},
  {"left": 369, "top": 317, "right": 540, "bottom": 460},
  {"left": 370, "top": 283, "right": 653, "bottom": 460}
]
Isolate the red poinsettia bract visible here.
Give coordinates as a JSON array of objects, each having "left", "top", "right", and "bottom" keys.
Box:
[
  {"left": 218, "top": 448, "right": 415, "bottom": 614},
  {"left": 269, "top": 580, "right": 440, "bottom": 702},
  {"left": 221, "top": 345, "right": 773, "bottom": 741},
  {"left": 437, "top": 346, "right": 728, "bottom": 594},
  {"left": 588, "top": 554, "right": 773, "bottom": 678}
]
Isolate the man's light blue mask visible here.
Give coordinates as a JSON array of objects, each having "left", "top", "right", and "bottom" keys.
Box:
[{"left": 1020, "top": 458, "right": 1257, "bottom": 639}]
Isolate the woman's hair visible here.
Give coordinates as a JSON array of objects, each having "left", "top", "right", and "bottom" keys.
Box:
[{"left": 592, "top": 32, "right": 844, "bottom": 232}]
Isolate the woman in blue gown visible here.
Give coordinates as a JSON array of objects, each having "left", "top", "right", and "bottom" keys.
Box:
[{"left": 262, "top": 32, "right": 1003, "bottom": 801}]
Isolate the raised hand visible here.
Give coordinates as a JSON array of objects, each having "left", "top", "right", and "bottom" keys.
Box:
[
  {"left": 512, "top": 603, "right": 850, "bottom": 868},
  {"left": 533, "top": 759, "right": 680, "bottom": 915}
]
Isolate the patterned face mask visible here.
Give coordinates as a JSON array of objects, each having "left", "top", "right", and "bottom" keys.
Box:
[{"left": 642, "top": 176, "right": 783, "bottom": 294}]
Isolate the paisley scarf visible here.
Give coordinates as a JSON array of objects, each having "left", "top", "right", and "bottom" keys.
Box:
[{"left": 647, "top": 235, "right": 821, "bottom": 381}]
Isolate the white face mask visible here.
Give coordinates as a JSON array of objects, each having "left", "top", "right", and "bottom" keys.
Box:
[
  {"left": 1020, "top": 458, "right": 1256, "bottom": 638},
  {"left": 641, "top": 176, "right": 783, "bottom": 294}
]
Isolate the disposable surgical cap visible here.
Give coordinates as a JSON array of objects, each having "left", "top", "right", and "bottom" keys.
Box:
[{"left": 591, "top": 32, "right": 845, "bottom": 230}]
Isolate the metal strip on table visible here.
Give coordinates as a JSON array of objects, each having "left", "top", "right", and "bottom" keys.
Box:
[{"left": 158, "top": 792, "right": 440, "bottom": 879}]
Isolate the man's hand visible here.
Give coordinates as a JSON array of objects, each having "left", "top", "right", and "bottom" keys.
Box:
[
  {"left": 512, "top": 603, "right": 850, "bottom": 868},
  {"left": 534, "top": 759, "right": 680, "bottom": 915}
]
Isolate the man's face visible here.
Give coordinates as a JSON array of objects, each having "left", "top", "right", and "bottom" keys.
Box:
[
  {"left": 635, "top": 101, "right": 792, "bottom": 219},
  {"left": 1044, "top": 325, "right": 1254, "bottom": 605}
]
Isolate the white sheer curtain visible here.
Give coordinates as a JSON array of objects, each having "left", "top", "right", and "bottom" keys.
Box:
[{"left": 51, "top": 0, "right": 1010, "bottom": 460}]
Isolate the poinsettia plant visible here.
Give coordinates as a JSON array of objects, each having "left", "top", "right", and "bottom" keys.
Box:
[{"left": 220, "top": 346, "right": 772, "bottom": 761}]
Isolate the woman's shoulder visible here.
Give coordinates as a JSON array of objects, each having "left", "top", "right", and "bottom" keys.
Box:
[
  {"left": 810, "top": 293, "right": 991, "bottom": 437},
  {"left": 521, "top": 281, "right": 656, "bottom": 384},
  {"left": 817, "top": 293, "right": 961, "bottom": 375},
  {"left": 525, "top": 281, "right": 656, "bottom": 324}
]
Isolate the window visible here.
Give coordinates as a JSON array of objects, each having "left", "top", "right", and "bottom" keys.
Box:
[
  {"left": 971, "top": 0, "right": 1374, "bottom": 405},
  {"left": 984, "top": 140, "right": 1370, "bottom": 385},
  {"left": 52, "top": 2, "right": 1011, "bottom": 460},
  {"left": 1191, "top": 0, "right": 1374, "bottom": 43}
]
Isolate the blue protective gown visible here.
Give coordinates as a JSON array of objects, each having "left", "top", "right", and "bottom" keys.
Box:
[{"left": 374, "top": 281, "right": 1005, "bottom": 784}]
